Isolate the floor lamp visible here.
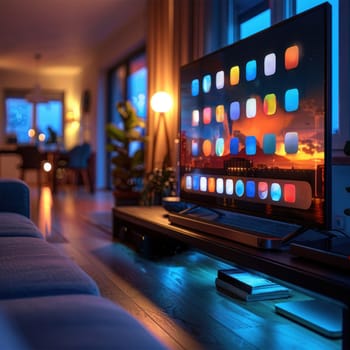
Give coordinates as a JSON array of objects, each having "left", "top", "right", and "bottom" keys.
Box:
[{"left": 150, "top": 91, "right": 173, "bottom": 169}]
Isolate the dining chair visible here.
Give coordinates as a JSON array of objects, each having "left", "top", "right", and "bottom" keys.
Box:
[
  {"left": 55, "top": 143, "right": 94, "bottom": 193},
  {"left": 16, "top": 145, "right": 44, "bottom": 187}
]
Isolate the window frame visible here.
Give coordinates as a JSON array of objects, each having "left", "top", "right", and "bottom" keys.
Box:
[{"left": 3, "top": 88, "right": 64, "bottom": 144}]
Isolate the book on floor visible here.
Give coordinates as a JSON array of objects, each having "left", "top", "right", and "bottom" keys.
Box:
[
  {"left": 217, "top": 267, "right": 286, "bottom": 293},
  {"left": 216, "top": 267, "right": 291, "bottom": 301},
  {"left": 215, "top": 278, "right": 291, "bottom": 302}
]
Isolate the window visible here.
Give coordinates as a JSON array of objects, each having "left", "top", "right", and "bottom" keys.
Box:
[
  {"left": 4, "top": 90, "right": 64, "bottom": 144},
  {"left": 107, "top": 50, "right": 147, "bottom": 188},
  {"left": 296, "top": 0, "right": 339, "bottom": 134},
  {"left": 240, "top": 9, "right": 271, "bottom": 39}
]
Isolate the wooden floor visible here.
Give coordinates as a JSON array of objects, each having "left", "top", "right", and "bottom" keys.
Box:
[{"left": 29, "top": 185, "right": 342, "bottom": 350}]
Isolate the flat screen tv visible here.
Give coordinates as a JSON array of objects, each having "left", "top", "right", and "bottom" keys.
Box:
[{"left": 173, "top": 3, "right": 332, "bottom": 244}]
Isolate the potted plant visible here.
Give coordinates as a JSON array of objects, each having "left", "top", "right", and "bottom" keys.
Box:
[
  {"left": 106, "top": 101, "right": 146, "bottom": 205},
  {"left": 141, "top": 161, "right": 177, "bottom": 206}
]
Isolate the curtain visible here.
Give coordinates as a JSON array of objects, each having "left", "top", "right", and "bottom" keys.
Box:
[{"left": 146, "top": 0, "right": 233, "bottom": 170}]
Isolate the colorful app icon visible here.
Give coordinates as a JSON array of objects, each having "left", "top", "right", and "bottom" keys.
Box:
[
  {"left": 246, "top": 180, "right": 255, "bottom": 198},
  {"left": 246, "top": 60, "right": 257, "bottom": 81},
  {"left": 284, "top": 183, "right": 296, "bottom": 203},
  {"left": 230, "top": 66, "right": 240, "bottom": 85},
  {"left": 235, "top": 179, "right": 244, "bottom": 197},
  {"left": 285, "top": 45, "right": 299, "bottom": 70},
  {"left": 246, "top": 136, "right": 256, "bottom": 155},
  {"left": 271, "top": 183, "right": 282, "bottom": 202},
  {"left": 230, "top": 137, "right": 239, "bottom": 155},
  {"left": 264, "top": 53, "right": 276, "bottom": 76},
  {"left": 285, "top": 88, "right": 299, "bottom": 112},
  {"left": 192, "top": 175, "right": 200, "bottom": 191},
  {"left": 216, "top": 70, "right": 225, "bottom": 89},
  {"left": 285, "top": 132, "right": 299, "bottom": 154},
  {"left": 246, "top": 98, "right": 256, "bottom": 118},
  {"left": 192, "top": 140, "right": 199, "bottom": 156},
  {"left": 191, "top": 79, "right": 199, "bottom": 96},
  {"left": 216, "top": 105, "right": 225, "bottom": 122},
  {"left": 192, "top": 110, "right": 199, "bottom": 126},
  {"left": 226, "top": 179, "right": 234, "bottom": 195},
  {"left": 263, "top": 93, "right": 277, "bottom": 115},
  {"left": 202, "top": 139, "right": 212, "bottom": 156},
  {"left": 208, "top": 177, "right": 215, "bottom": 192},
  {"left": 203, "top": 107, "right": 212, "bottom": 124},
  {"left": 185, "top": 175, "right": 192, "bottom": 190},
  {"left": 216, "top": 178, "right": 224, "bottom": 194},
  {"left": 215, "top": 138, "right": 224, "bottom": 156},
  {"left": 230, "top": 101, "right": 240, "bottom": 120},
  {"left": 263, "top": 133, "right": 276, "bottom": 154},
  {"left": 202, "top": 74, "right": 211, "bottom": 93},
  {"left": 258, "top": 181, "right": 268, "bottom": 200},
  {"left": 200, "top": 176, "right": 207, "bottom": 192}
]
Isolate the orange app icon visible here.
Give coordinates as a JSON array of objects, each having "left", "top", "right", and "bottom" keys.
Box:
[
  {"left": 208, "top": 177, "right": 215, "bottom": 192},
  {"left": 202, "top": 139, "right": 212, "bottom": 156},
  {"left": 285, "top": 45, "right": 299, "bottom": 70}
]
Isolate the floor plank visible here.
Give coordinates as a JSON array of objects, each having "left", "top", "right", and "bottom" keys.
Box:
[{"left": 29, "top": 185, "right": 342, "bottom": 350}]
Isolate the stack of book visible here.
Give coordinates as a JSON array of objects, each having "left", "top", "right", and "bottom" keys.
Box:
[{"left": 215, "top": 267, "right": 291, "bottom": 302}]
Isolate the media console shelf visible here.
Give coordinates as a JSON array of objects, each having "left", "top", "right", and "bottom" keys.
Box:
[{"left": 113, "top": 205, "right": 350, "bottom": 349}]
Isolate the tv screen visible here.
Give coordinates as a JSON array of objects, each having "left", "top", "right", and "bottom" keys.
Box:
[{"left": 178, "top": 4, "right": 332, "bottom": 230}]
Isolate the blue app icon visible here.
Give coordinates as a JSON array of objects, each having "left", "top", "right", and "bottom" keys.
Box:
[
  {"left": 263, "top": 134, "right": 276, "bottom": 154},
  {"left": 230, "top": 101, "right": 240, "bottom": 120},
  {"left": 246, "top": 180, "right": 255, "bottom": 198},
  {"left": 285, "top": 88, "right": 299, "bottom": 112},
  {"left": 230, "top": 138, "right": 239, "bottom": 155},
  {"left": 235, "top": 179, "right": 244, "bottom": 197},
  {"left": 246, "top": 136, "right": 256, "bottom": 155},
  {"left": 271, "top": 183, "right": 282, "bottom": 202},
  {"left": 191, "top": 79, "right": 199, "bottom": 96},
  {"left": 192, "top": 175, "right": 200, "bottom": 191},
  {"left": 202, "top": 75, "right": 211, "bottom": 93},
  {"left": 246, "top": 60, "right": 257, "bottom": 81},
  {"left": 192, "top": 140, "right": 199, "bottom": 156}
]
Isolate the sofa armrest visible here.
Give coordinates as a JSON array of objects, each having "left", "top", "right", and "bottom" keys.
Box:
[{"left": 0, "top": 179, "right": 30, "bottom": 218}]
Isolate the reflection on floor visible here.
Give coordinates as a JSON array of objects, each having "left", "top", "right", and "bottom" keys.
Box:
[{"left": 26, "top": 185, "right": 342, "bottom": 350}]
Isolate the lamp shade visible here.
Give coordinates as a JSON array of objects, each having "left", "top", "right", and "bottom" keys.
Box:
[{"left": 150, "top": 91, "right": 172, "bottom": 113}]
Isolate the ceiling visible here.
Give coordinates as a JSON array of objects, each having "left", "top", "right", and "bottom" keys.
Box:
[{"left": 0, "top": 0, "right": 146, "bottom": 76}]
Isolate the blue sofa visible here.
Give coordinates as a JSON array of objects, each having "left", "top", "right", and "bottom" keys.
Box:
[{"left": 0, "top": 179, "right": 167, "bottom": 350}]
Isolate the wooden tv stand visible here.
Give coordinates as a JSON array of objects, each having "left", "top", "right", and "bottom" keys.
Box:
[{"left": 113, "top": 205, "right": 349, "bottom": 349}]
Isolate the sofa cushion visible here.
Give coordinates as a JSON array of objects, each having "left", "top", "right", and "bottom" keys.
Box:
[
  {"left": 0, "top": 179, "right": 30, "bottom": 218},
  {"left": 0, "top": 294, "right": 168, "bottom": 350},
  {"left": 0, "top": 213, "right": 43, "bottom": 239},
  {"left": 0, "top": 237, "right": 99, "bottom": 298}
]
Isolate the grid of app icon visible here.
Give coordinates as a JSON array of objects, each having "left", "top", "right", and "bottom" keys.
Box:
[
  {"left": 189, "top": 45, "right": 301, "bottom": 159},
  {"left": 183, "top": 43, "right": 316, "bottom": 209},
  {"left": 183, "top": 173, "right": 307, "bottom": 209}
]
